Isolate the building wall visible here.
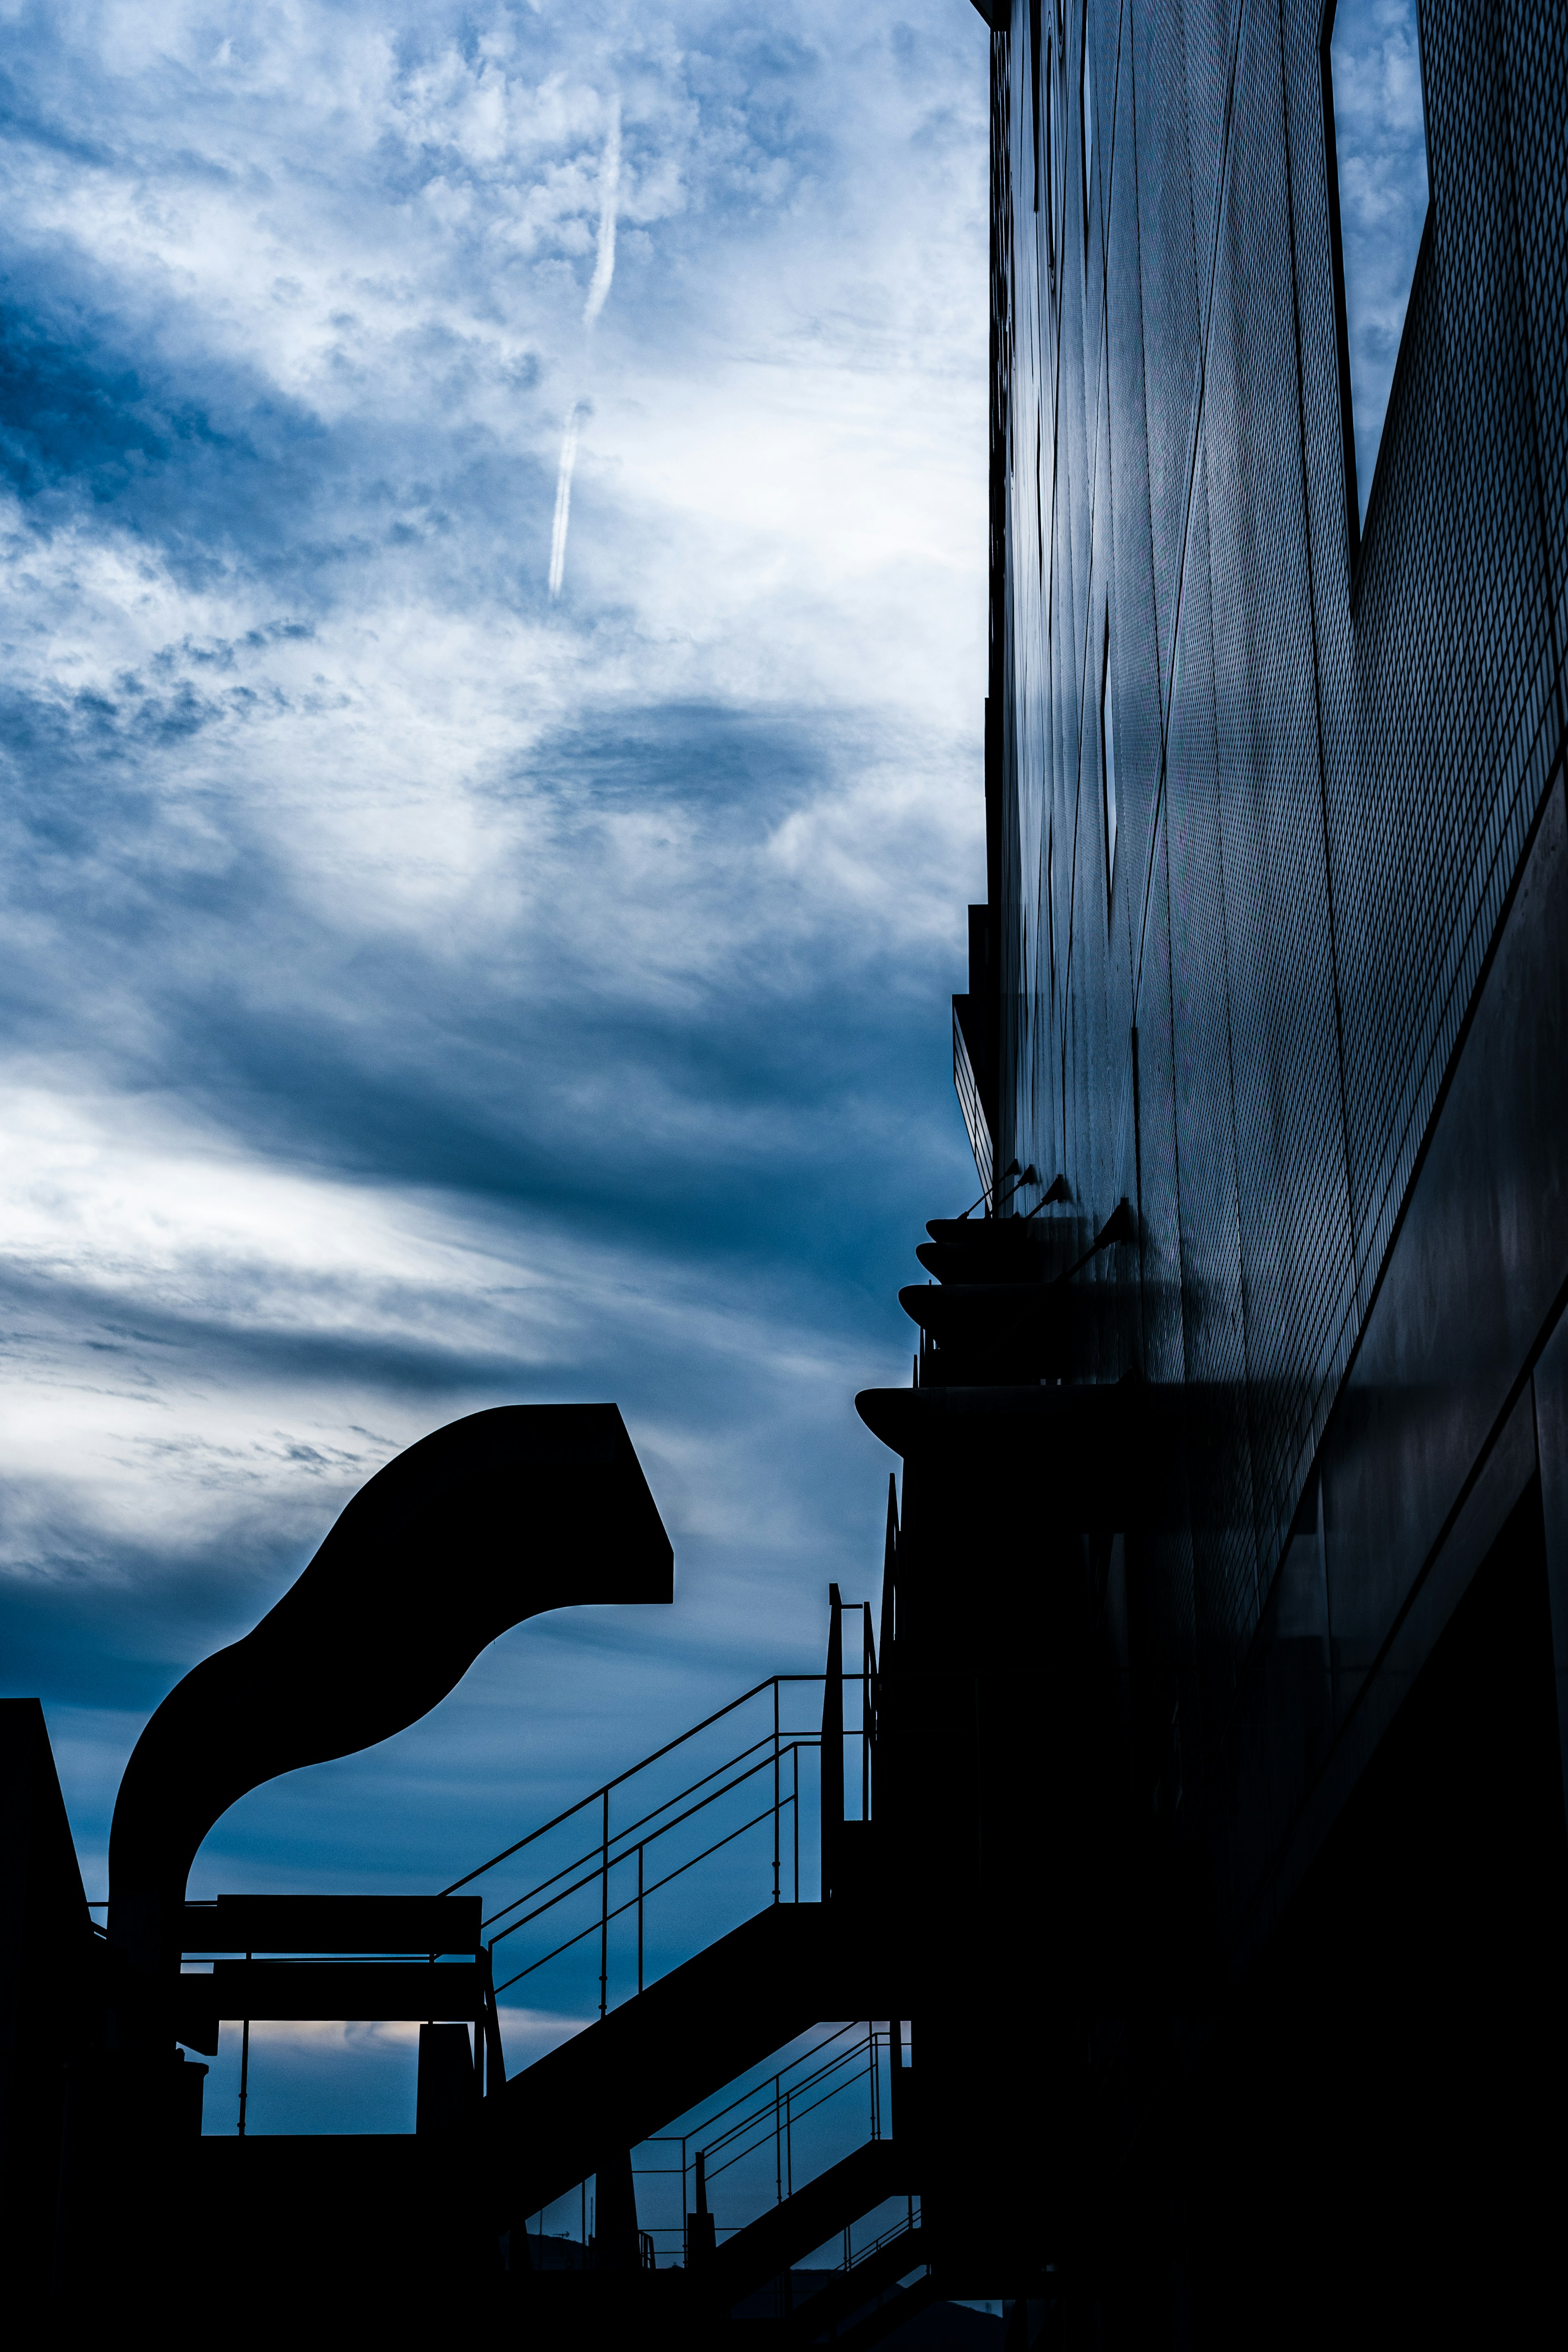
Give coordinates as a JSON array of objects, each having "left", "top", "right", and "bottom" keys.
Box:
[{"left": 984, "top": 0, "right": 1568, "bottom": 1835}]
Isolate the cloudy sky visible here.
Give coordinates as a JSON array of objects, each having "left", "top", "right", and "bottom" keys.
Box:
[
  {"left": 1329, "top": 0, "right": 1429, "bottom": 523},
  {"left": 0, "top": 0, "right": 987, "bottom": 2034}
]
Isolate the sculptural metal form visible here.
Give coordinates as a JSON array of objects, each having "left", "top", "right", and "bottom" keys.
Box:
[{"left": 107, "top": 1402, "right": 674, "bottom": 2038}]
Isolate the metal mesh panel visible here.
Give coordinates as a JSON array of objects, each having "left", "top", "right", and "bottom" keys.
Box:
[
  {"left": 1203, "top": 0, "right": 1355, "bottom": 1602},
  {"left": 954, "top": 1004, "right": 995, "bottom": 1202},
  {"left": 993, "top": 0, "right": 1567, "bottom": 1754}
]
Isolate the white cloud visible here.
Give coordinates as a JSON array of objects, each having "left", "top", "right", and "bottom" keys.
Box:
[{"left": 0, "top": 1, "right": 987, "bottom": 2076}]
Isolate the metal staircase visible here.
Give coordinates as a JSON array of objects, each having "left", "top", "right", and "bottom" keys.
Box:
[
  {"left": 391, "top": 1558, "right": 942, "bottom": 2338},
  {"left": 486, "top": 1902, "right": 894, "bottom": 2227}
]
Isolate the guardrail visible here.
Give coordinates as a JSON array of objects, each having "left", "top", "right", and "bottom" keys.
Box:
[
  {"left": 525, "top": 2020, "right": 913, "bottom": 2272},
  {"left": 442, "top": 1666, "right": 876, "bottom": 2022}
]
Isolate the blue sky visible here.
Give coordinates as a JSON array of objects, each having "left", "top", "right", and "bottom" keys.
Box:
[
  {"left": 1329, "top": 0, "right": 1429, "bottom": 523},
  {"left": 0, "top": 0, "right": 987, "bottom": 2016}
]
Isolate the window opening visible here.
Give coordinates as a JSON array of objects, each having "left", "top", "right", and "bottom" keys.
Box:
[
  {"left": 1323, "top": 0, "right": 1430, "bottom": 535},
  {"left": 1100, "top": 610, "right": 1117, "bottom": 917}
]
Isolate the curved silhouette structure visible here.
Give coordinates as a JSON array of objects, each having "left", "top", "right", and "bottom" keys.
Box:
[{"left": 108, "top": 1404, "right": 672, "bottom": 1995}]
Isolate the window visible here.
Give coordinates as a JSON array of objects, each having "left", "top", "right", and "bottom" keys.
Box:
[
  {"left": 1100, "top": 610, "right": 1117, "bottom": 916},
  {"left": 1323, "top": 0, "right": 1430, "bottom": 535}
]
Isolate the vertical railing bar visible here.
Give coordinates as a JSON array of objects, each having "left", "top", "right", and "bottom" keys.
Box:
[
  {"left": 481, "top": 1941, "right": 506, "bottom": 2096},
  {"left": 775, "top": 2071, "right": 783, "bottom": 2206},
  {"left": 637, "top": 1842, "right": 644, "bottom": 1995},
  {"left": 870, "top": 2022, "right": 878, "bottom": 2140},
  {"left": 793, "top": 1743, "right": 800, "bottom": 1902},
  {"left": 599, "top": 1786, "right": 610, "bottom": 2020},
  {"left": 237, "top": 1947, "right": 251, "bottom": 2137},
  {"left": 889, "top": 2011, "right": 902, "bottom": 2147},
  {"left": 863, "top": 1602, "right": 873, "bottom": 1822},
  {"left": 822, "top": 1591, "right": 843, "bottom": 1901},
  {"left": 772, "top": 1679, "right": 781, "bottom": 1904}
]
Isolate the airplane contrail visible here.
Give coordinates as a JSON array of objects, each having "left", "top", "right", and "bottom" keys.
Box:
[
  {"left": 548, "top": 401, "right": 582, "bottom": 601},
  {"left": 548, "top": 100, "right": 621, "bottom": 602},
  {"left": 583, "top": 96, "right": 621, "bottom": 329}
]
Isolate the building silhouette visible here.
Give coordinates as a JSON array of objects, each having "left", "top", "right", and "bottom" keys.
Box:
[
  {"left": 924, "top": 0, "right": 1568, "bottom": 2337},
  {"left": 4, "top": 2, "right": 1567, "bottom": 2341}
]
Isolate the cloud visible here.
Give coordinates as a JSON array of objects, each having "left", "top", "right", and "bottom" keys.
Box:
[
  {"left": 548, "top": 398, "right": 583, "bottom": 597},
  {"left": 582, "top": 98, "right": 623, "bottom": 330},
  {"left": 0, "top": 0, "right": 988, "bottom": 2118},
  {"left": 1328, "top": 0, "right": 1429, "bottom": 517},
  {"left": 549, "top": 94, "right": 620, "bottom": 596}
]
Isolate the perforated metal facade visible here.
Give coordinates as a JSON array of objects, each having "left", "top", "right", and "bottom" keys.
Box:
[{"left": 976, "top": 0, "right": 1568, "bottom": 1768}]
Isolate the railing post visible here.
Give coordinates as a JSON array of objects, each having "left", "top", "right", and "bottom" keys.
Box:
[
  {"left": 889, "top": 2011, "right": 902, "bottom": 2144},
  {"left": 481, "top": 1943, "right": 506, "bottom": 2094},
  {"left": 862, "top": 1602, "right": 873, "bottom": 1822},
  {"left": 599, "top": 1786, "right": 610, "bottom": 2020},
  {"left": 237, "top": 1950, "right": 251, "bottom": 2137},
  {"left": 772, "top": 1680, "right": 781, "bottom": 1905},
  {"left": 637, "top": 1843, "right": 644, "bottom": 1995},
  {"left": 869, "top": 2022, "right": 878, "bottom": 2139},
  {"left": 793, "top": 1743, "right": 800, "bottom": 1902},
  {"left": 822, "top": 1587, "right": 844, "bottom": 1900},
  {"left": 775, "top": 2073, "right": 783, "bottom": 2205}
]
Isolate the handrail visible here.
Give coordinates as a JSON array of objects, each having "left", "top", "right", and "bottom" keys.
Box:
[
  {"left": 842, "top": 2201, "right": 922, "bottom": 2274},
  {"left": 702, "top": 2028, "right": 875, "bottom": 2189},
  {"left": 492, "top": 1599, "right": 898, "bottom": 2271},
  {"left": 439, "top": 1673, "right": 845, "bottom": 1897},
  {"left": 492, "top": 1787, "right": 797, "bottom": 1998},
  {"left": 638, "top": 2020, "right": 906, "bottom": 2268},
  {"left": 697, "top": 2019, "right": 865, "bottom": 2160},
  {"left": 445, "top": 1664, "right": 876, "bottom": 2027},
  {"left": 489, "top": 1746, "right": 801, "bottom": 1953},
  {"left": 479, "top": 1732, "right": 806, "bottom": 1937},
  {"left": 448, "top": 1601, "right": 884, "bottom": 2056}
]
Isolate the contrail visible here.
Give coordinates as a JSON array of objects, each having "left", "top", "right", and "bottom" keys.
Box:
[
  {"left": 583, "top": 96, "right": 621, "bottom": 328},
  {"left": 548, "top": 100, "right": 621, "bottom": 601},
  {"left": 548, "top": 401, "right": 582, "bottom": 601}
]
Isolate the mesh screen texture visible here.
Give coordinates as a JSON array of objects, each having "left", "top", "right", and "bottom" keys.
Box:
[{"left": 990, "top": 0, "right": 1568, "bottom": 1763}]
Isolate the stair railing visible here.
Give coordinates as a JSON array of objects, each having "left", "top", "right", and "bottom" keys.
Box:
[
  {"left": 821, "top": 1588, "right": 879, "bottom": 1902},
  {"left": 441, "top": 1669, "right": 875, "bottom": 2024},
  {"left": 613, "top": 2019, "right": 910, "bottom": 2267}
]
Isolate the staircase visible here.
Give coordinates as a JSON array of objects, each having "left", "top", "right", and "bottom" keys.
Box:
[
  {"left": 773, "top": 2221, "right": 929, "bottom": 2343},
  {"left": 706, "top": 2139, "right": 913, "bottom": 2301},
  {"left": 391, "top": 1591, "right": 943, "bottom": 2338},
  {"left": 170, "top": 1361, "right": 1025, "bottom": 2332},
  {"left": 488, "top": 1902, "right": 898, "bottom": 2226}
]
